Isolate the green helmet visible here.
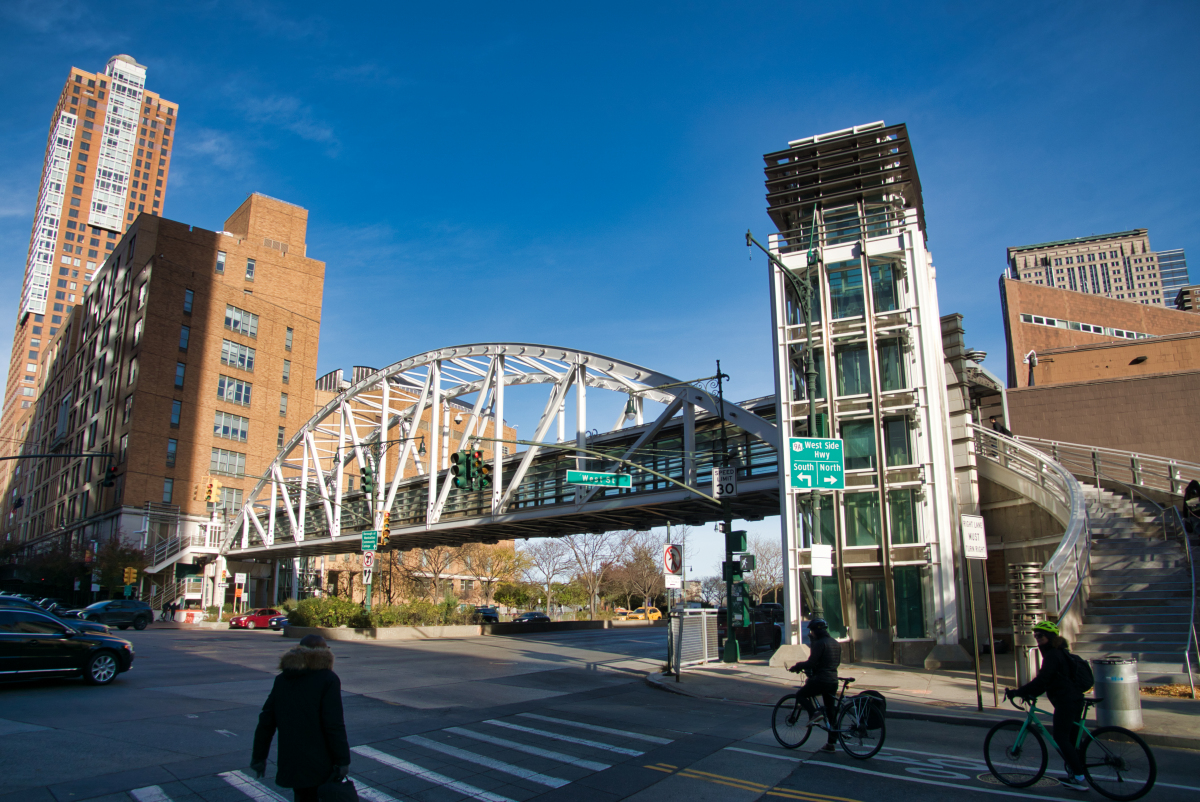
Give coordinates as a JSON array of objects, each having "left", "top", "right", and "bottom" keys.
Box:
[{"left": 1033, "top": 620, "right": 1059, "bottom": 637}]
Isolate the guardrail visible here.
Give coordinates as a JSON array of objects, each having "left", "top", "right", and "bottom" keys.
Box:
[
  {"left": 1164, "top": 506, "right": 1199, "bottom": 698},
  {"left": 970, "top": 424, "right": 1091, "bottom": 621},
  {"left": 1015, "top": 436, "right": 1200, "bottom": 499}
]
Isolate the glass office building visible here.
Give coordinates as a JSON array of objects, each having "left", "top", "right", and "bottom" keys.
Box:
[
  {"left": 763, "top": 123, "right": 964, "bottom": 666},
  {"left": 1158, "top": 248, "right": 1190, "bottom": 307}
]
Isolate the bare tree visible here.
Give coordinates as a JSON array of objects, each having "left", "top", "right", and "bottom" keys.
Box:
[
  {"left": 560, "top": 531, "right": 627, "bottom": 619},
  {"left": 745, "top": 534, "right": 783, "bottom": 605},
  {"left": 460, "top": 543, "right": 527, "bottom": 604},
  {"left": 521, "top": 538, "right": 570, "bottom": 611},
  {"left": 699, "top": 575, "right": 727, "bottom": 607}
]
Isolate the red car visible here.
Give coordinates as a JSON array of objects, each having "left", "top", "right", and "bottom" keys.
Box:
[{"left": 229, "top": 608, "right": 281, "bottom": 629}]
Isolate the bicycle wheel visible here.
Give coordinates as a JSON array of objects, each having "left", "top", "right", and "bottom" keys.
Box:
[
  {"left": 836, "top": 696, "right": 885, "bottom": 759},
  {"left": 1081, "top": 726, "right": 1156, "bottom": 801},
  {"left": 771, "top": 694, "right": 814, "bottom": 749},
  {"left": 984, "top": 720, "right": 1047, "bottom": 787}
]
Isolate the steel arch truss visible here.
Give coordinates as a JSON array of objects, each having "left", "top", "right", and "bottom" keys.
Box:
[{"left": 220, "top": 343, "right": 779, "bottom": 555}]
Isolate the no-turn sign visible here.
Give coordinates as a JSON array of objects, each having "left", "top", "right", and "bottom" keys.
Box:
[{"left": 663, "top": 543, "right": 683, "bottom": 589}]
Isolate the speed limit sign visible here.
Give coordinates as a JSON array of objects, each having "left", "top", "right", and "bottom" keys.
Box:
[{"left": 712, "top": 467, "right": 738, "bottom": 498}]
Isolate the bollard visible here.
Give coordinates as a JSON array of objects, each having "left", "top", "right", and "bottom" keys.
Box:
[{"left": 1092, "top": 658, "right": 1143, "bottom": 731}]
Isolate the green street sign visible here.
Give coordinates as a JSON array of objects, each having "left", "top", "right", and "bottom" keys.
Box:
[
  {"left": 361, "top": 530, "right": 379, "bottom": 551},
  {"left": 566, "top": 470, "right": 632, "bottom": 488},
  {"left": 788, "top": 437, "right": 845, "bottom": 491}
]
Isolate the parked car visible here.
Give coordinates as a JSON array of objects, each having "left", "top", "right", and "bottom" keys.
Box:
[
  {"left": 512, "top": 611, "right": 551, "bottom": 624},
  {"left": 38, "top": 598, "right": 67, "bottom": 610},
  {"left": 474, "top": 606, "right": 500, "bottom": 624},
  {"left": 73, "top": 600, "right": 154, "bottom": 631},
  {"left": 0, "top": 596, "right": 111, "bottom": 635},
  {"left": 229, "top": 608, "right": 282, "bottom": 629},
  {"left": 717, "top": 606, "right": 782, "bottom": 651},
  {"left": 268, "top": 614, "right": 288, "bottom": 631},
  {"left": 627, "top": 607, "right": 662, "bottom": 621},
  {"left": 613, "top": 609, "right": 630, "bottom": 621},
  {"left": 0, "top": 608, "right": 135, "bottom": 685}
]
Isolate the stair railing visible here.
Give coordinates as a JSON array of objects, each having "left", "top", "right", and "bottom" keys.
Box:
[
  {"left": 1164, "top": 505, "right": 1198, "bottom": 698},
  {"left": 971, "top": 424, "right": 1091, "bottom": 622}
]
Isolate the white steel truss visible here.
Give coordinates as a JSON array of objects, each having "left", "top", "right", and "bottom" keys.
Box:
[{"left": 220, "top": 343, "right": 779, "bottom": 554}]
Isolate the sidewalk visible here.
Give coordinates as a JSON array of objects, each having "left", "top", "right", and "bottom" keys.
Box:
[{"left": 645, "top": 657, "right": 1200, "bottom": 751}]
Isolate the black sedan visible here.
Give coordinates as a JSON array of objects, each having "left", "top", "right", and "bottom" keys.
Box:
[
  {"left": 474, "top": 606, "right": 500, "bottom": 624},
  {"left": 0, "top": 596, "right": 111, "bottom": 635},
  {"left": 512, "top": 611, "right": 551, "bottom": 624},
  {"left": 0, "top": 609, "right": 135, "bottom": 685}
]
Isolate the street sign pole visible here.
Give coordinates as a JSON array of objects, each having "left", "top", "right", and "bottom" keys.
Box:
[
  {"left": 961, "top": 514, "right": 998, "bottom": 709},
  {"left": 789, "top": 437, "right": 845, "bottom": 620},
  {"left": 361, "top": 530, "right": 379, "bottom": 613}
]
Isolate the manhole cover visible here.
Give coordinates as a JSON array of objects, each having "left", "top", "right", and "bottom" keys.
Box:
[{"left": 977, "top": 772, "right": 1059, "bottom": 788}]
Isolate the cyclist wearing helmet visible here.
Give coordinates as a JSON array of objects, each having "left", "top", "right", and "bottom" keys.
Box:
[
  {"left": 787, "top": 617, "right": 840, "bottom": 752},
  {"left": 1008, "top": 620, "right": 1088, "bottom": 792}
]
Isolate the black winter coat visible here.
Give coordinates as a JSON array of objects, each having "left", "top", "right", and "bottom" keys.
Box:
[
  {"left": 793, "top": 633, "right": 841, "bottom": 683},
  {"left": 252, "top": 645, "right": 351, "bottom": 789},
  {"left": 1015, "top": 643, "right": 1084, "bottom": 707}
]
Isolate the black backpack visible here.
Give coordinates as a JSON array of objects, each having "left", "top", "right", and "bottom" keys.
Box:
[{"left": 1067, "top": 652, "right": 1094, "bottom": 693}]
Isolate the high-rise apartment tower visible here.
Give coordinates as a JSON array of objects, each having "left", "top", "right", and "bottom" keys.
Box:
[
  {"left": 1006, "top": 229, "right": 1168, "bottom": 306},
  {"left": 0, "top": 55, "right": 177, "bottom": 501}
]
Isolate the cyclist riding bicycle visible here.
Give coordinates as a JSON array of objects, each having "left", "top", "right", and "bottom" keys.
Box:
[
  {"left": 1007, "top": 620, "right": 1088, "bottom": 792},
  {"left": 788, "top": 617, "right": 840, "bottom": 753}
]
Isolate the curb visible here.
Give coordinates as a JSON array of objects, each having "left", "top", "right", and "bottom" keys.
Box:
[{"left": 643, "top": 672, "right": 1200, "bottom": 751}]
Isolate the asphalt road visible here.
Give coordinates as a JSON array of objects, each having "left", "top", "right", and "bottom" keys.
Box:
[{"left": 0, "top": 626, "right": 1195, "bottom": 802}]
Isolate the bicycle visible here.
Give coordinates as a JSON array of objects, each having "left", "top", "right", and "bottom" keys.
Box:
[
  {"left": 984, "top": 691, "right": 1156, "bottom": 800},
  {"left": 771, "top": 675, "right": 885, "bottom": 759}
]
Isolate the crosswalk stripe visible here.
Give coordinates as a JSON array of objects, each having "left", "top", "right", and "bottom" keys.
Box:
[
  {"left": 485, "top": 719, "right": 644, "bottom": 756},
  {"left": 445, "top": 726, "right": 612, "bottom": 771},
  {"left": 404, "top": 735, "right": 570, "bottom": 788},
  {"left": 354, "top": 779, "right": 402, "bottom": 802},
  {"left": 218, "top": 770, "right": 288, "bottom": 802},
  {"left": 130, "top": 787, "right": 173, "bottom": 802},
  {"left": 352, "top": 745, "right": 515, "bottom": 802},
  {"left": 517, "top": 713, "right": 672, "bottom": 744}
]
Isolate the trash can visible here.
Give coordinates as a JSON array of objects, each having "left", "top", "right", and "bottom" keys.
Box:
[{"left": 1092, "top": 658, "right": 1143, "bottom": 730}]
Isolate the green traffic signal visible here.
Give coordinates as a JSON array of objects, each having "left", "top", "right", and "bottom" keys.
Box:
[
  {"left": 451, "top": 451, "right": 471, "bottom": 489},
  {"left": 362, "top": 463, "right": 376, "bottom": 496}
]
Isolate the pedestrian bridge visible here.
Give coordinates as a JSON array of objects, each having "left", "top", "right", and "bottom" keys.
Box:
[{"left": 221, "top": 344, "right": 782, "bottom": 560}]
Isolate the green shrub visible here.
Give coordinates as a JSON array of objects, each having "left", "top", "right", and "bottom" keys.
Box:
[
  {"left": 289, "top": 596, "right": 484, "bottom": 628},
  {"left": 289, "top": 596, "right": 363, "bottom": 628}
]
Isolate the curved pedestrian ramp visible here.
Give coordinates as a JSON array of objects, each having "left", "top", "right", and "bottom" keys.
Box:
[{"left": 129, "top": 711, "right": 676, "bottom": 802}]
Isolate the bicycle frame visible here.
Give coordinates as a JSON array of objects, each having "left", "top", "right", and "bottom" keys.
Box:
[{"left": 1011, "top": 697, "right": 1095, "bottom": 761}]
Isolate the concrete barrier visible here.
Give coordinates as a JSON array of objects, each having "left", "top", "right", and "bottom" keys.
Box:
[{"left": 284, "top": 618, "right": 664, "bottom": 641}]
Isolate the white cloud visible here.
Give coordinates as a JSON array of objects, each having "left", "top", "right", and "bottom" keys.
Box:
[{"left": 240, "top": 94, "right": 339, "bottom": 153}]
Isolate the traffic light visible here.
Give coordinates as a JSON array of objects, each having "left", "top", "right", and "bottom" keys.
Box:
[
  {"left": 470, "top": 450, "right": 484, "bottom": 489},
  {"left": 101, "top": 465, "right": 118, "bottom": 487},
  {"left": 205, "top": 478, "right": 224, "bottom": 502},
  {"left": 123, "top": 566, "right": 138, "bottom": 584},
  {"left": 722, "top": 559, "right": 744, "bottom": 583},
  {"left": 379, "top": 511, "right": 391, "bottom": 546},
  {"left": 362, "top": 463, "right": 376, "bottom": 497},
  {"left": 477, "top": 459, "right": 492, "bottom": 490},
  {"left": 450, "top": 451, "right": 471, "bottom": 489},
  {"left": 725, "top": 529, "right": 747, "bottom": 553}
]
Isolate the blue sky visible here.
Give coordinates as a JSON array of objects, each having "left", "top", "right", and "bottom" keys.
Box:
[{"left": 1, "top": 2, "right": 1196, "bottom": 575}]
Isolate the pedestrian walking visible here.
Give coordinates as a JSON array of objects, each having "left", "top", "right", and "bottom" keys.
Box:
[
  {"left": 251, "top": 634, "right": 351, "bottom": 801},
  {"left": 161, "top": 601, "right": 169, "bottom": 621}
]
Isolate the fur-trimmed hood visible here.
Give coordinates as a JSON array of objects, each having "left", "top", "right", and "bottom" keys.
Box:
[{"left": 279, "top": 645, "right": 335, "bottom": 672}]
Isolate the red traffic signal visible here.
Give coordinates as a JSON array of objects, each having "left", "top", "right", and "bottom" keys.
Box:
[{"left": 101, "top": 466, "right": 118, "bottom": 487}]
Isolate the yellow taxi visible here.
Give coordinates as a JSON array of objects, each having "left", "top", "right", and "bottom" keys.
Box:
[{"left": 627, "top": 607, "right": 662, "bottom": 621}]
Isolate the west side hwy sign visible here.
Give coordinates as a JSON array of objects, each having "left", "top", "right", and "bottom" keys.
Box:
[{"left": 787, "top": 437, "right": 845, "bottom": 491}]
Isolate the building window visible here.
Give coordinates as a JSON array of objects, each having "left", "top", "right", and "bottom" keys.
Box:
[
  {"left": 245, "top": 258, "right": 255, "bottom": 281},
  {"left": 888, "top": 489, "right": 919, "bottom": 544},
  {"left": 883, "top": 417, "right": 912, "bottom": 467},
  {"left": 166, "top": 438, "right": 177, "bottom": 467},
  {"left": 133, "top": 318, "right": 143, "bottom": 344},
  {"left": 179, "top": 325, "right": 189, "bottom": 351},
  {"left": 869, "top": 259, "right": 901, "bottom": 313},
  {"left": 834, "top": 343, "right": 871, "bottom": 396},
  {"left": 285, "top": 327, "right": 293, "bottom": 351},
  {"left": 220, "top": 339, "right": 255, "bottom": 371},
  {"left": 217, "top": 375, "right": 252, "bottom": 406},
  {"left": 123, "top": 394, "right": 134, "bottom": 424},
  {"left": 214, "top": 411, "right": 250, "bottom": 442},
  {"left": 841, "top": 419, "right": 876, "bottom": 471},
  {"left": 210, "top": 447, "right": 246, "bottom": 477},
  {"left": 174, "top": 362, "right": 186, "bottom": 389},
  {"left": 827, "top": 260, "right": 866, "bottom": 319},
  {"left": 224, "top": 304, "right": 258, "bottom": 338},
  {"left": 216, "top": 251, "right": 226, "bottom": 274},
  {"left": 277, "top": 426, "right": 286, "bottom": 449},
  {"left": 281, "top": 359, "right": 290, "bottom": 384},
  {"left": 877, "top": 339, "right": 906, "bottom": 392},
  {"left": 170, "top": 399, "right": 181, "bottom": 427},
  {"left": 136, "top": 282, "right": 147, "bottom": 309},
  {"left": 162, "top": 478, "right": 174, "bottom": 504},
  {"left": 279, "top": 392, "right": 288, "bottom": 416},
  {"left": 844, "top": 491, "right": 881, "bottom": 547},
  {"left": 128, "top": 357, "right": 138, "bottom": 386},
  {"left": 210, "top": 486, "right": 244, "bottom": 514},
  {"left": 183, "top": 289, "right": 193, "bottom": 314},
  {"left": 119, "top": 433, "right": 129, "bottom": 463}
]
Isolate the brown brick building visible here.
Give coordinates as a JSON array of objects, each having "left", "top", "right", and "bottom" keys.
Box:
[
  {"left": 0, "top": 55, "right": 178, "bottom": 514},
  {"left": 3, "top": 194, "right": 323, "bottom": 606}
]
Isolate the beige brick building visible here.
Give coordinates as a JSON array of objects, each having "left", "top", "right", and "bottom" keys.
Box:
[
  {"left": 1006, "top": 229, "right": 1165, "bottom": 305},
  {"left": 1, "top": 55, "right": 177, "bottom": 512},
  {"left": 3, "top": 194, "right": 323, "bottom": 607}
]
